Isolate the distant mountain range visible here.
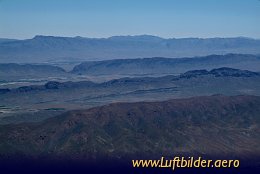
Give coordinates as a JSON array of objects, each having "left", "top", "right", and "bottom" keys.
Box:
[
  {"left": 1, "top": 34, "right": 260, "bottom": 172},
  {"left": 71, "top": 54, "right": 260, "bottom": 75},
  {"left": 1, "top": 54, "right": 260, "bottom": 81},
  {"left": 0, "top": 63, "right": 66, "bottom": 77},
  {"left": 0, "top": 95, "right": 259, "bottom": 161},
  {"left": 1, "top": 67, "right": 260, "bottom": 124},
  {"left": 1, "top": 35, "right": 260, "bottom": 63},
  {"left": 1, "top": 67, "right": 259, "bottom": 94}
]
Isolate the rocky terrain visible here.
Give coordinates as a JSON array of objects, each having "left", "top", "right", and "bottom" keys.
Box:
[{"left": 0, "top": 95, "right": 259, "bottom": 162}]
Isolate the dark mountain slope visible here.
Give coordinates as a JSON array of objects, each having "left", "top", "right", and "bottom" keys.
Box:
[{"left": 0, "top": 95, "right": 259, "bottom": 161}]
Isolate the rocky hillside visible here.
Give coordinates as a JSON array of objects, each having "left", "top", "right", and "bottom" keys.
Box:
[{"left": 0, "top": 95, "right": 259, "bottom": 161}]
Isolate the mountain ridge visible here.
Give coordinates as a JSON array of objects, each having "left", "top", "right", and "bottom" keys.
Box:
[
  {"left": 1, "top": 35, "right": 260, "bottom": 63},
  {"left": 0, "top": 95, "right": 259, "bottom": 161},
  {"left": 2, "top": 54, "right": 260, "bottom": 83},
  {"left": 1, "top": 67, "right": 259, "bottom": 94},
  {"left": 71, "top": 54, "right": 260, "bottom": 75}
]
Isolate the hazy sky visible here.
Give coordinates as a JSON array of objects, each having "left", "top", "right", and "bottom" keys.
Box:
[{"left": 0, "top": 0, "right": 260, "bottom": 39}]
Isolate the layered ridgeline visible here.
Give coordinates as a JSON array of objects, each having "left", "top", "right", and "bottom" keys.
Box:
[
  {"left": 1, "top": 67, "right": 260, "bottom": 124},
  {"left": 1, "top": 54, "right": 260, "bottom": 82},
  {"left": 1, "top": 35, "right": 260, "bottom": 63},
  {"left": 71, "top": 54, "right": 260, "bottom": 75},
  {"left": 0, "top": 63, "right": 67, "bottom": 80},
  {"left": 0, "top": 95, "right": 259, "bottom": 161},
  {"left": 0, "top": 63, "right": 72, "bottom": 87},
  {"left": 2, "top": 67, "right": 260, "bottom": 93}
]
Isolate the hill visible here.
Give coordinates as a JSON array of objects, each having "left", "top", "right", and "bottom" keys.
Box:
[
  {"left": 71, "top": 54, "right": 260, "bottom": 75},
  {"left": 0, "top": 95, "right": 259, "bottom": 162},
  {"left": 0, "top": 63, "right": 68, "bottom": 81}
]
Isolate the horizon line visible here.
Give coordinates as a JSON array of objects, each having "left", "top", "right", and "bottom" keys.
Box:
[{"left": 1, "top": 34, "right": 260, "bottom": 40}]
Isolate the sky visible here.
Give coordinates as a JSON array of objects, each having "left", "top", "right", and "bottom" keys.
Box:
[{"left": 0, "top": 0, "right": 260, "bottom": 39}]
